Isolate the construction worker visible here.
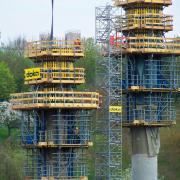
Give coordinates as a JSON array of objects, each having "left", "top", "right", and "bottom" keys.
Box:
[
  {"left": 73, "top": 127, "right": 80, "bottom": 144},
  {"left": 74, "top": 38, "right": 81, "bottom": 51}
]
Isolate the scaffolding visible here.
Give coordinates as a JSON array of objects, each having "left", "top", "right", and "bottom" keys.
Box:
[
  {"left": 123, "top": 92, "right": 176, "bottom": 126},
  {"left": 96, "top": 0, "right": 179, "bottom": 179},
  {"left": 24, "top": 149, "right": 87, "bottom": 179},
  {"left": 21, "top": 110, "right": 92, "bottom": 147},
  {"left": 112, "top": 0, "right": 179, "bottom": 127},
  {"left": 125, "top": 55, "right": 179, "bottom": 90},
  {"left": 95, "top": 5, "right": 123, "bottom": 180},
  {"left": 11, "top": 38, "right": 100, "bottom": 180}
]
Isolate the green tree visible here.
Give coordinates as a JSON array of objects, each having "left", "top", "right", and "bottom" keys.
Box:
[
  {"left": 0, "top": 61, "right": 16, "bottom": 100},
  {"left": 0, "top": 51, "right": 33, "bottom": 92},
  {"left": 76, "top": 38, "right": 101, "bottom": 90}
]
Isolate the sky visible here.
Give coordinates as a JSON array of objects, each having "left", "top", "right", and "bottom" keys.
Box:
[{"left": 0, "top": 0, "right": 179, "bottom": 42}]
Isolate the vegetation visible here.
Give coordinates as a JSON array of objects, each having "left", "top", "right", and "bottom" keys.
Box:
[
  {"left": 0, "top": 102, "right": 21, "bottom": 136},
  {"left": 0, "top": 61, "right": 16, "bottom": 100},
  {"left": 0, "top": 37, "right": 179, "bottom": 180}
]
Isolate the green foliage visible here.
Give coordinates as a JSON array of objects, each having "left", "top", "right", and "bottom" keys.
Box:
[
  {"left": 0, "top": 141, "right": 25, "bottom": 180},
  {"left": 76, "top": 38, "right": 101, "bottom": 90},
  {"left": 0, "top": 50, "right": 33, "bottom": 93},
  {"left": 0, "top": 61, "right": 16, "bottom": 100}
]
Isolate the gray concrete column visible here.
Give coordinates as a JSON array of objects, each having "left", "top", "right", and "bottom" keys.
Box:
[{"left": 131, "top": 127, "right": 160, "bottom": 180}]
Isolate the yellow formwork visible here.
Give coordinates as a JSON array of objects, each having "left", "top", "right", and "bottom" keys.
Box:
[
  {"left": 24, "top": 68, "right": 85, "bottom": 85},
  {"left": 25, "top": 40, "right": 84, "bottom": 60},
  {"left": 113, "top": 37, "right": 180, "bottom": 55},
  {"left": 114, "top": 0, "right": 172, "bottom": 6},
  {"left": 11, "top": 91, "right": 100, "bottom": 110},
  {"left": 119, "top": 14, "right": 173, "bottom": 31}
]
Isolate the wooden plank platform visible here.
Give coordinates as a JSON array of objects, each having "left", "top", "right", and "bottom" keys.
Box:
[
  {"left": 122, "top": 25, "right": 173, "bottom": 32},
  {"left": 123, "top": 120, "right": 176, "bottom": 127},
  {"left": 24, "top": 176, "right": 88, "bottom": 180},
  {"left": 126, "top": 86, "right": 180, "bottom": 93},
  {"left": 22, "top": 143, "right": 90, "bottom": 149}
]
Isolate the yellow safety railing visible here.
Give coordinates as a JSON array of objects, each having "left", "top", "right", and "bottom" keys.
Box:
[
  {"left": 118, "top": 14, "right": 173, "bottom": 31},
  {"left": 25, "top": 40, "right": 84, "bottom": 58},
  {"left": 24, "top": 68, "right": 85, "bottom": 84},
  {"left": 114, "top": 0, "right": 172, "bottom": 6},
  {"left": 114, "top": 37, "right": 180, "bottom": 54},
  {"left": 11, "top": 91, "right": 100, "bottom": 109}
]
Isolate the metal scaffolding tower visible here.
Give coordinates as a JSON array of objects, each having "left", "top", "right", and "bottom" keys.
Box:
[
  {"left": 96, "top": 0, "right": 179, "bottom": 179},
  {"left": 11, "top": 29, "right": 100, "bottom": 180},
  {"left": 95, "top": 5, "right": 123, "bottom": 180}
]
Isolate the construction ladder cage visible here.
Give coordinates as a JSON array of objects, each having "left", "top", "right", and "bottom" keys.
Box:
[{"left": 95, "top": 5, "right": 123, "bottom": 180}]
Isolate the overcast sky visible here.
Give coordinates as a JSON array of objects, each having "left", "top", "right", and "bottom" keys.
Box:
[{"left": 0, "top": 0, "right": 179, "bottom": 42}]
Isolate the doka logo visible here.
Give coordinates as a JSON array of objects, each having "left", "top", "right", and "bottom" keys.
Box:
[
  {"left": 24, "top": 68, "right": 41, "bottom": 80},
  {"left": 109, "top": 106, "right": 122, "bottom": 113}
]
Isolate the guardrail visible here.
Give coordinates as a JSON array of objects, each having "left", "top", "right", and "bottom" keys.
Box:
[
  {"left": 116, "top": 14, "right": 173, "bottom": 31},
  {"left": 25, "top": 40, "right": 84, "bottom": 59},
  {"left": 113, "top": 37, "right": 180, "bottom": 54},
  {"left": 11, "top": 91, "right": 100, "bottom": 110},
  {"left": 24, "top": 68, "right": 85, "bottom": 84}
]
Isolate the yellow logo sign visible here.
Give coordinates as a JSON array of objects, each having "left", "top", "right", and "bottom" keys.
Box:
[
  {"left": 109, "top": 106, "right": 122, "bottom": 113},
  {"left": 24, "top": 68, "right": 41, "bottom": 80}
]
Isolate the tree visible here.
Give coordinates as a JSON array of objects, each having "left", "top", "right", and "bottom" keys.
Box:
[
  {"left": 2, "top": 36, "right": 27, "bottom": 57},
  {"left": 76, "top": 38, "right": 101, "bottom": 90},
  {"left": 0, "top": 101, "right": 21, "bottom": 137},
  {"left": 0, "top": 61, "right": 16, "bottom": 100},
  {"left": 0, "top": 51, "right": 33, "bottom": 92}
]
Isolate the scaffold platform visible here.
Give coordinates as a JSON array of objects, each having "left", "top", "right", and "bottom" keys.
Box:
[
  {"left": 114, "top": 0, "right": 172, "bottom": 6},
  {"left": 24, "top": 68, "right": 85, "bottom": 85},
  {"left": 25, "top": 40, "right": 84, "bottom": 60},
  {"left": 11, "top": 91, "right": 100, "bottom": 110}
]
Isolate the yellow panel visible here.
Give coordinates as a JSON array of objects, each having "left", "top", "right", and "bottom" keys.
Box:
[
  {"left": 109, "top": 106, "right": 122, "bottom": 113},
  {"left": 24, "top": 68, "right": 41, "bottom": 80}
]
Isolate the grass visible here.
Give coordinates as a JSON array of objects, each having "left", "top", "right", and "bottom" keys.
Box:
[{"left": 159, "top": 105, "right": 180, "bottom": 180}]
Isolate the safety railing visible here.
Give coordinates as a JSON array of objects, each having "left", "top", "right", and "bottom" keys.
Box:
[
  {"left": 114, "top": 37, "right": 180, "bottom": 54},
  {"left": 24, "top": 163, "right": 87, "bottom": 179},
  {"left": 38, "top": 130, "right": 90, "bottom": 146},
  {"left": 25, "top": 40, "right": 84, "bottom": 59},
  {"left": 11, "top": 91, "right": 100, "bottom": 109},
  {"left": 129, "top": 108, "right": 176, "bottom": 123},
  {"left": 24, "top": 68, "right": 85, "bottom": 84},
  {"left": 114, "top": 0, "right": 172, "bottom": 6},
  {"left": 24, "top": 151, "right": 87, "bottom": 179},
  {"left": 116, "top": 14, "right": 173, "bottom": 31},
  {"left": 127, "top": 58, "right": 179, "bottom": 91}
]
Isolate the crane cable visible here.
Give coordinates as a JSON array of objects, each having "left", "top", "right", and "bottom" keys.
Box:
[{"left": 50, "top": 0, "right": 54, "bottom": 40}]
